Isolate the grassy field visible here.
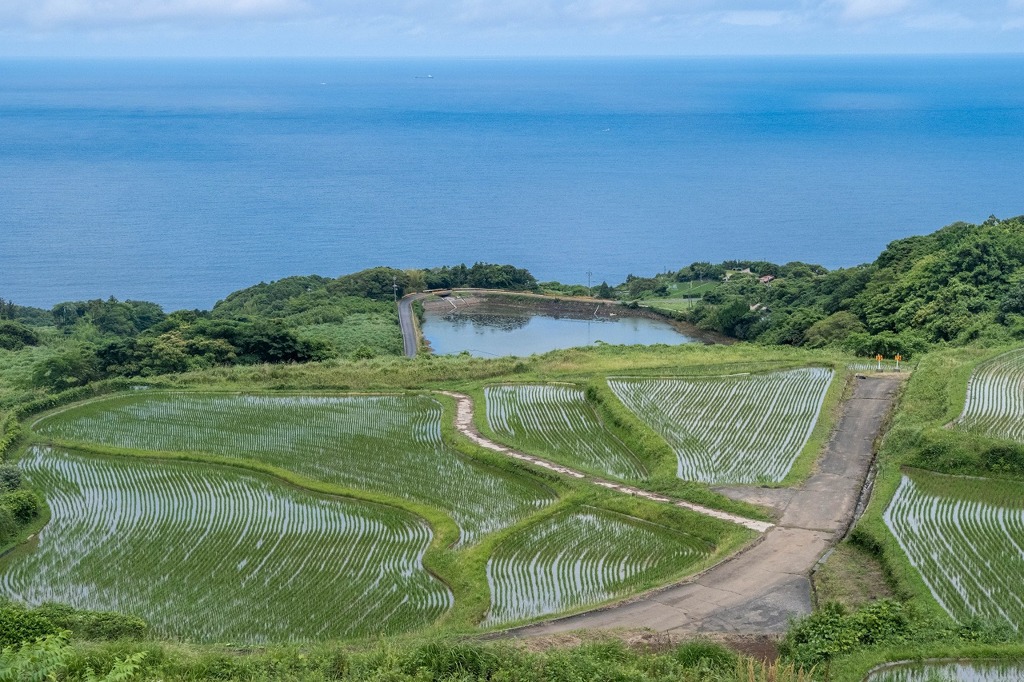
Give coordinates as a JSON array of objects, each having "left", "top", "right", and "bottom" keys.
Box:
[
  {"left": 34, "top": 392, "right": 554, "bottom": 545},
  {"left": 483, "top": 506, "right": 711, "bottom": 626},
  {"left": 0, "top": 446, "right": 451, "bottom": 643},
  {"left": 609, "top": 368, "right": 834, "bottom": 484},
  {"left": 481, "top": 383, "right": 647, "bottom": 480}
]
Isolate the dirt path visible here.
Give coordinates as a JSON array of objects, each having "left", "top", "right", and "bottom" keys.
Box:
[
  {"left": 440, "top": 390, "right": 774, "bottom": 533},
  {"left": 495, "top": 374, "right": 901, "bottom": 637}
]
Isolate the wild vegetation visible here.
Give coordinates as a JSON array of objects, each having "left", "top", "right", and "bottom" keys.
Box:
[{"left": 676, "top": 215, "right": 1024, "bottom": 352}]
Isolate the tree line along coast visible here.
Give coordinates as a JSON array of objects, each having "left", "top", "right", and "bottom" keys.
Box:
[{"left": 3, "top": 215, "right": 1023, "bottom": 396}]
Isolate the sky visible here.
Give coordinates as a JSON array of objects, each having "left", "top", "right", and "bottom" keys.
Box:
[{"left": 0, "top": 0, "right": 1022, "bottom": 57}]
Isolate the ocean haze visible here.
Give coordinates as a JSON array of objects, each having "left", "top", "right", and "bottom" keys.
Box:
[{"left": 1, "top": 56, "right": 1023, "bottom": 311}]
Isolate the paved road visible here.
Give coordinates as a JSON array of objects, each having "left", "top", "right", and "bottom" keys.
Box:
[
  {"left": 398, "top": 293, "right": 430, "bottom": 357},
  {"left": 504, "top": 374, "right": 901, "bottom": 637}
]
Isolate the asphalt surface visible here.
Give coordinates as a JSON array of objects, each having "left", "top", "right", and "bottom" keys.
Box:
[
  {"left": 398, "top": 293, "right": 429, "bottom": 357},
  {"left": 503, "top": 374, "right": 901, "bottom": 638}
]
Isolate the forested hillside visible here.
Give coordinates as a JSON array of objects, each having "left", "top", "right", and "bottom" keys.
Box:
[{"left": 679, "top": 216, "right": 1024, "bottom": 354}]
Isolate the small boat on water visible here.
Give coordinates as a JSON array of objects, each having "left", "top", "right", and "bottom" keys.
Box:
[{"left": 415, "top": 75, "right": 434, "bottom": 79}]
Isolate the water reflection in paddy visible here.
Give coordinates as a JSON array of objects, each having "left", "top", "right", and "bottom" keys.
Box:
[{"left": 865, "top": 661, "right": 1024, "bottom": 682}]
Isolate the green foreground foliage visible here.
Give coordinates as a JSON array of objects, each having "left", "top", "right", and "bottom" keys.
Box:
[{"left": 0, "top": 634, "right": 820, "bottom": 682}]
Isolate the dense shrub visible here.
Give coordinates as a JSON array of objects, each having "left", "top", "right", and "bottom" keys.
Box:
[
  {"left": 0, "top": 465, "right": 20, "bottom": 492},
  {"left": 0, "top": 606, "right": 59, "bottom": 648},
  {"left": 33, "top": 604, "right": 147, "bottom": 641},
  {"left": 781, "top": 600, "right": 915, "bottom": 667},
  {"left": 1, "top": 490, "right": 40, "bottom": 524},
  {"left": 0, "top": 320, "right": 39, "bottom": 351}
]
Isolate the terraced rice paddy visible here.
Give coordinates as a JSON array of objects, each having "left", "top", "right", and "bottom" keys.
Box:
[
  {"left": 883, "top": 469, "right": 1024, "bottom": 629},
  {"left": 0, "top": 447, "right": 452, "bottom": 643},
  {"left": 955, "top": 348, "right": 1024, "bottom": 443},
  {"left": 484, "top": 384, "right": 646, "bottom": 480},
  {"left": 609, "top": 368, "right": 833, "bottom": 483},
  {"left": 866, "top": 661, "right": 1024, "bottom": 682},
  {"left": 484, "top": 508, "right": 709, "bottom": 626},
  {"left": 35, "top": 392, "right": 554, "bottom": 544}
]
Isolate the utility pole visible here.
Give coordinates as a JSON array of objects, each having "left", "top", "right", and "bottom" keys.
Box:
[
  {"left": 587, "top": 270, "right": 593, "bottom": 295},
  {"left": 393, "top": 276, "right": 398, "bottom": 302}
]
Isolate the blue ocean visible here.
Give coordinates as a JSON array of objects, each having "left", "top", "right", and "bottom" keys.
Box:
[{"left": 1, "top": 57, "right": 1023, "bottom": 312}]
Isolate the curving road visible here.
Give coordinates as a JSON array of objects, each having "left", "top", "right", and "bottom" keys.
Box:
[
  {"left": 498, "top": 374, "right": 901, "bottom": 637},
  {"left": 398, "top": 293, "right": 430, "bottom": 357}
]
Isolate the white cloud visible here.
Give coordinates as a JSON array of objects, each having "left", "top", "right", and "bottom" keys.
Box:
[
  {"left": 835, "top": 0, "right": 912, "bottom": 21},
  {"left": 2, "top": 0, "right": 310, "bottom": 28},
  {"left": 719, "top": 10, "right": 791, "bottom": 26},
  {"left": 903, "top": 11, "right": 974, "bottom": 29}
]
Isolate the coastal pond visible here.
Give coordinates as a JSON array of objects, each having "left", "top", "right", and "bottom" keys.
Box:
[{"left": 420, "top": 297, "right": 701, "bottom": 357}]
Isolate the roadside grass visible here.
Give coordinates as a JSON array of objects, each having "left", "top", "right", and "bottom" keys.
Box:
[
  {"left": 6, "top": 631, "right": 822, "bottom": 682},
  {"left": 163, "top": 342, "right": 851, "bottom": 392},
  {"left": 642, "top": 298, "right": 704, "bottom": 312},
  {"left": 812, "top": 542, "right": 894, "bottom": 610}
]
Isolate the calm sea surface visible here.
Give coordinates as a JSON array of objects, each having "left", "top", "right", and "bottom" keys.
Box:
[{"left": 2, "top": 57, "right": 1023, "bottom": 311}]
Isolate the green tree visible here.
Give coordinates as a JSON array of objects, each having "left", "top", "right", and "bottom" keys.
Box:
[
  {"left": 30, "top": 347, "right": 100, "bottom": 390},
  {"left": 803, "top": 311, "right": 866, "bottom": 348}
]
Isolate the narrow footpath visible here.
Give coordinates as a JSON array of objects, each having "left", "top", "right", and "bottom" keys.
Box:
[
  {"left": 466, "top": 374, "right": 901, "bottom": 637},
  {"left": 439, "top": 391, "right": 773, "bottom": 533}
]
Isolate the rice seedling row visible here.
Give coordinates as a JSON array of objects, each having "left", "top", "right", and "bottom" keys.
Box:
[
  {"left": 955, "top": 348, "right": 1024, "bottom": 443},
  {"left": 483, "top": 384, "right": 647, "bottom": 480},
  {"left": 0, "top": 447, "right": 452, "bottom": 643},
  {"left": 883, "top": 470, "right": 1024, "bottom": 630},
  {"left": 866, "top": 661, "right": 1024, "bottom": 682},
  {"left": 483, "top": 507, "right": 709, "bottom": 626},
  {"left": 608, "top": 368, "right": 833, "bottom": 483},
  {"left": 36, "top": 393, "right": 554, "bottom": 544}
]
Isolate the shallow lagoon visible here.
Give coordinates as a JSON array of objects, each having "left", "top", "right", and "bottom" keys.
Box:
[{"left": 421, "top": 309, "right": 695, "bottom": 357}]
